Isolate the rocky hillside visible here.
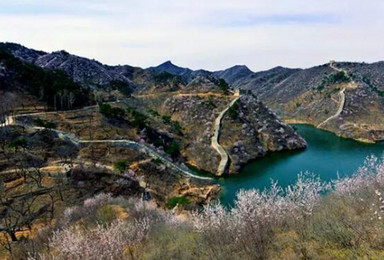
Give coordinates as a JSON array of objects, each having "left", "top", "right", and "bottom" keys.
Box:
[
  {"left": 161, "top": 92, "right": 306, "bottom": 174},
  {"left": 147, "top": 57, "right": 384, "bottom": 143},
  {"left": 226, "top": 62, "right": 384, "bottom": 143},
  {"left": 213, "top": 65, "right": 254, "bottom": 86},
  {"left": 146, "top": 80, "right": 307, "bottom": 174},
  {"left": 220, "top": 94, "right": 306, "bottom": 173},
  {"left": 149, "top": 61, "right": 211, "bottom": 82},
  {"left": 0, "top": 42, "right": 141, "bottom": 89},
  {"left": 0, "top": 48, "right": 92, "bottom": 114},
  {"left": 0, "top": 42, "right": 308, "bottom": 174}
]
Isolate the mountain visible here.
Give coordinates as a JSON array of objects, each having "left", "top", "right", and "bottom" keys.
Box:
[
  {"left": 234, "top": 62, "right": 384, "bottom": 142},
  {"left": 230, "top": 66, "right": 301, "bottom": 91},
  {"left": 148, "top": 57, "right": 384, "bottom": 143},
  {"left": 0, "top": 43, "right": 307, "bottom": 174},
  {"left": 148, "top": 61, "right": 211, "bottom": 82},
  {"left": 213, "top": 65, "right": 254, "bottom": 86},
  {"left": 4, "top": 41, "right": 382, "bottom": 142},
  {"left": 149, "top": 61, "right": 191, "bottom": 75},
  {"left": 0, "top": 42, "right": 141, "bottom": 88},
  {"left": 0, "top": 42, "right": 47, "bottom": 63},
  {"left": 0, "top": 48, "right": 91, "bottom": 113}
]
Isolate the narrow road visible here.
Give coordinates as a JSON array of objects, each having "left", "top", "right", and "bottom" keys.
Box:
[
  {"left": 0, "top": 102, "right": 125, "bottom": 127},
  {"left": 318, "top": 88, "right": 345, "bottom": 128},
  {"left": 317, "top": 61, "right": 356, "bottom": 128},
  {"left": 133, "top": 92, "right": 227, "bottom": 99},
  {"left": 80, "top": 139, "right": 212, "bottom": 180},
  {"left": 211, "top": 95, "right": 241, "bottom": 175},
  {"left": 329, "top": 61, "right": 343, "bottom": 72},
  {"left": 1, "top": 108, "right": 212, "bottom": 181}
]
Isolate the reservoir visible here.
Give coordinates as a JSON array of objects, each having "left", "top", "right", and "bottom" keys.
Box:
[{"left": 219, "top": 124, "right": 384, "bottom": 206}]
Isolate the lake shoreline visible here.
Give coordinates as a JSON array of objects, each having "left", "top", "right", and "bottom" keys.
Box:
[
  {"left": 217, "top": 124, "right": 384, "bottom": 206},
  {"left": 284, "top": 119, "right": 377, "bottom": 144}
]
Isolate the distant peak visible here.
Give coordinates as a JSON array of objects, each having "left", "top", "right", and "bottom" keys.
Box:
[
  {"left": 162, "top": 60, "right": 173, "bottom": 65},
  {"left": 233, "top": 65, "right": 249, "bottom": 69},
  {"left": 231, "top": 65, "right": 252, "bottom": 72},
  {"left": 57, "top": 50, "right": 69, "bottom": 55},
  {"left": 149, "top": 60, "right": 190, "bottom": 75},
  {"left": 269, "top": 66, "right": 292, "bottom": 71},
  {"left": 157, "top": 60, "right": 181, "bottom": 68}
]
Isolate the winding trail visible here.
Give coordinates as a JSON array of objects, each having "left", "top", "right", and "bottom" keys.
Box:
[
  {"left": 0, "top": 105, "right": 100, "bottom": 127},
  {"left": 318, "top": 88, "right": 346, "bottom": 128},
  {"left": 211, "top": 94, "right": 241, "bottom": 175},
  {"left": 317, "top": 61, "right": 357, "bottom": 128},
  {"left": 1, "top": 108, "right": 212, "bottom": 181}
]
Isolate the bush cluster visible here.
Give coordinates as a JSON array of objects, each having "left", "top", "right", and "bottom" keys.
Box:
[
  {"left": 34, "top": 118, "right": 57, "bottom": 129},
  {"left": 126, "top": 106, "right": 148, "bottom": 128},
  {"left": 217, "top": 78, "right": 230, "bottom": 94},
  {"left": 99, "top": 103, "right": 126, "bottom": 120},
  {"left": 162, "top": 115, "right": 183, "bottom": 134}
]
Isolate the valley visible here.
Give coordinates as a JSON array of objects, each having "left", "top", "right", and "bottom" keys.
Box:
[{"left": 1, "top": 42, "right": 384, "bottom": 259}]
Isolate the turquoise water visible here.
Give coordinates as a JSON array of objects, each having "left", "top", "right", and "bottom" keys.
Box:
[{"left": 218, "top": 124, "right": 384, "bottom": 206}]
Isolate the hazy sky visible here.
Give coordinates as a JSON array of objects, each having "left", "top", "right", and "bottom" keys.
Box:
[{"left": 0, "top": 0, "right": 383, "bottom": 71}]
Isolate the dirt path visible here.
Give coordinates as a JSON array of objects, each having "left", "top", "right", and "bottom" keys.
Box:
[
  {"left": 1, "top": 108, "right": 212, "bottom": 181},
  {"left": 317, "top": 62, "right": 357, "bottom": 128},
  {"left": 133, "top": 92, "right": 229, "bottom": 99},
  {"left": 318, "top": 88, "right": 345, "bottom": 128},
  {"left": 211, "top": 94, "right": 241, "bottom": 175}
]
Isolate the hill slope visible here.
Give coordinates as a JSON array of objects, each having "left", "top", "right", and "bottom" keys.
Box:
[{"left": 231, "top": 61, "right": 384, "bottom": 142}]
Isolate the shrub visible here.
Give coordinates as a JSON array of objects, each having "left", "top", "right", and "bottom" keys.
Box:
[
  {"left": 329, "top": 71, "right": 350, "bottom": 84},
  {"left": 99, "top": 103, "right": 126, "bottom": 119},
  {"left": 114, "top": 160, "right": 128, "bottom": 173},
  {"left": 205, "top": 95, "right": 216, "bottom": 108},
  {"left": 8, "top": 138, "right": 27, "bottom": 150},
  {"left": 94, "top": 205, "right": 117, "bottom": 225},
  {"left": 35, "top": 118, "right": 57, "bottom": 129},
  {"left": 148, "top": 109, "right": 160, "bottom": 117},
  {"left": 167, "top": 196, "right": 190, "bottom": 209},
  {"left": 227, "top": 102, "right": 239, "bottom": 120},
  {"left": 127, "top": 107, "right": 147, "bottom": 128},
  {"left": 162, "top": 115, "right": 172, "bottom": 124},
  {"left": 140, "top": 225, "right": 202, "bottom": 260},
  {"left": 218, "top": 79, "right": 230, "bottom": 94},
  {"left": 162, "top": 115, "right": 183, "bottom": 134},
  {"left": 108, "top": 80, "right": 133, "bottom": 96},
  {"left": 153, "top": 72, "right": 175, "bottom": 83},
  {"left": 165, "top": 140, "right": 180, "bottom": 157},
  {"left": 152, "top": 158, "right": 163, "bottom": 165}
]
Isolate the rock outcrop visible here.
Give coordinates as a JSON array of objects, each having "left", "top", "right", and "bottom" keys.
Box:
[
  {"left": 220, "top": 95, "right": 307, "bottom": 173},
  {"left": 162, "top": 91, "right": 306, "bottom": 175}
]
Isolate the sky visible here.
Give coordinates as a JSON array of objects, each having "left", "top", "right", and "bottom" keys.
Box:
[{"left": 0, "top": 0, "right": 384, "bottom": 72}]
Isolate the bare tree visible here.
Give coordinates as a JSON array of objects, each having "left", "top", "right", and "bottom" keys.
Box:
[{"left": 28, "top": 167, "right": 44, "bottom": 188}]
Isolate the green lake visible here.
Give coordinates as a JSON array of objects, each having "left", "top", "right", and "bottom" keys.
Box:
[{"left": 218, "top": 124, "right": 384, "bottom": 206}]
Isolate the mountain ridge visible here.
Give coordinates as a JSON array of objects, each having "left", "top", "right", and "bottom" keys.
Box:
[{"left": 2, "top": 42, "right": 384, "bottom": 142}]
